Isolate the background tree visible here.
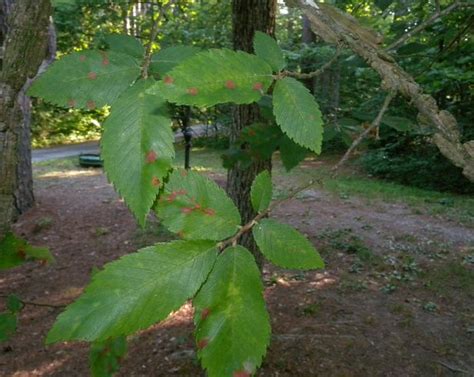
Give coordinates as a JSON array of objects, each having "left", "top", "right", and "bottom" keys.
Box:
[
  {"left": 0, "top": 0, "right": 53, "bottom": 236},
  {"left": 227, "top": 0, "right": 277, "bottom": 264}
]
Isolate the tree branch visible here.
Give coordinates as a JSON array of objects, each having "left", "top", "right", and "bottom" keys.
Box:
[
  {"left": 293, "top": 0, "right": 474, "bottom": 181},
  {"left": 331, "top": 91, "right": 396, "bottom": 174},
  {"left": 141, "top": 1, "right": 168, "bottom": 79},
  {"left": 0, "top": 294, "right": 66, "bottom": 309},
  {"left": 386, "top": 1, "right": 461, "bottom": 51},
  {"left": 217, "top": 179, "right": 320, "bottom": 252},
  {"left": 282, "top": 46, "right": 341, "bottom": 80}
]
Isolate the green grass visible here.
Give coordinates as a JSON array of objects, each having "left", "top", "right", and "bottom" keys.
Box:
[
  {"left": 425, "top": 262, "right": 474, "bottom": 297},
  {"left": 274, "top": 155, "right": 474, "bottom": 225}
]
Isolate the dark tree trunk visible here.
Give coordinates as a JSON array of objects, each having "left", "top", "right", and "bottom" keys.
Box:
[
  {"left": 0, "top": 0, "right": 52, "bottom": 236},
  {"left": 227, "top": 0, "right": 276, "bottom": 267}
]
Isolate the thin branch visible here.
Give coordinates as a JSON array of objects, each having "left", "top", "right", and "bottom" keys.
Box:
[
  {"left": 282, "top": 46, "right": 341, "bottom": 80},
  {"left": 331, "top": 91, "right": 396, "bottom": 174},
  {"left": 386, "top": 1, "right": 461, "bottom": 51},
  {"left": 217, "top": 179, "right": 320, "bottom": 252},
  {"left": 141, "top": 1, "right": 169, "bottom": 79},
  {"left": 0, "top": 294, "right": 66, "bottom": 309},
  {"left": 437, "top": 360, "right": 469, "bottom": 374}
]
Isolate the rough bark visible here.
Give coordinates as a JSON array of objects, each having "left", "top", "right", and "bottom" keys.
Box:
[
  {"left": 227, "top": 0, "right": 276, "bottom": 266},
  {"left": 289, "top": 0, "right": 474, "bottom": 182},
  {"left": 0, "top": 0, "right": 52, "bottom": 236}
]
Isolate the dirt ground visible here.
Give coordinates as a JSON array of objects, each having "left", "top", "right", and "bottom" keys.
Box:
[{"left": 1, "top": 156, "right": 473, "bottom": 377}]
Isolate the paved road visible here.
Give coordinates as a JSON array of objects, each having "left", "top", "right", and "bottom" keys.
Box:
[{"left": 32, "top": 125, "right": 219, "bottom": 162}]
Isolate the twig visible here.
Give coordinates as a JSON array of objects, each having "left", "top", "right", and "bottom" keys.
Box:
[
  {"left": 141, "top": 1, "right": 168, "bottom": 79},
  {"left": 386, "top": 1, "right": 461, "bottom": 51},
  {"left": 217, "top": 179, "right": 319, "bottom": 252},
  {"left": 0, "top": 294, "right": 66, "bottom": 309},
  {"left": 282, "top": 46, "right": 341, "bottom": 80},
  {"left": 437, "top": 360, "right": 469, "bottom": 374},
  {"left": 331, "top": 91, "right": 396, "bottom": 174}
]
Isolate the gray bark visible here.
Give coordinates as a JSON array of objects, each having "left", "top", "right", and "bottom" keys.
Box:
[{"left": 0, "top": 0, "right": 52, "bottom": 236}]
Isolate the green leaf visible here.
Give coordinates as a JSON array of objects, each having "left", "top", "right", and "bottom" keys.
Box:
[
  {"left": 150, "top": 46, "right": 201, "bottom": 76},
  {"left": 0, "top": 233, "right": 25, "bottom": 269},
  {"left": 253, "top": 219, "right": 324, "bottom": 270},
  {"left": 382, "top": 115, "right": 413, "bottom": 132},
  {"left": 279, "top": 135, "right": 308, "bottom": 171},
  {"left": 47, "top": 240, "right": 218, "bottom": 343},
  {"left": 24, "top": 245, "right": 55, "bottom": 264},
  {"left": 52, "top": 0, "right": 75, "bottom": 6},
  {"left": 253, "top": 31, "right": 286, "bottom": 72},
  {"left": 273, "top": 77, "right": 324, "bottom": 154},
  {"left": 7, "top": 295, "right": 24, "bottom": 313},
  {"left": 155, "top": 170, "right": 241, "bottom": 241},
  {"left": 90, "top": 336, "right": 127, "bottom": 377},
  {"left": 194, "top": 246, "right": 270, "bottom": 377},
  {"left": 0, "top": 232, "right": 53, "bottom": 269},
  {"left": 375, "top": 0, "right": 393, "bottom": 11},
  {"left": 0, "top": 312, "right": 17, "bottom": 342},
  {"left": 101, "top": 79, "right": 174, "bottom": 225},
  {"left": 251, "top": 171, "right": 272, "bottom": 213},
  {"left": 29, "top": 50, "right": 140, "bottom": 109},
  {"left": 148, "top": 49, "right": 273, "bottom": 107},
  {"left": 104, "top": 34, "right": 145, "bottom": 59}
]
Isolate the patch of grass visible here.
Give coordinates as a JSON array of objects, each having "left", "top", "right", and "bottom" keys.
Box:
[
  {"left": 425, "top": 262, "right": 474, "bottom": 297},
  {"left": 173, "top": 145, "right": 225, "bottom": 173},
  {"left": 301, "top": 302, "right": 322, "bottom": 316},
  {"left": 318, "top": 228, "right": 378, "bottom": 265},
  {"left": 338, "top": 274, "right": 368, "bottom": 292},
  {"left": 132, "top": 221, "right": 175, "bottom": 249},
  {"left": 275, "top": 156, "right": 474, "bottom": 225},
  {"left": 33, "top": 156, "right": 79, "bottom": 175},
  {"left": 33, "top": 216, "right": 53, "bottom": 234}
]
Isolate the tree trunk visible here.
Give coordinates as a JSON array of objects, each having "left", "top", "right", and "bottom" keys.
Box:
[
  {"left": 227, "top": 0, "right": 276, "bottom": 267},
  {"left": 0, "top": 0, "right": 52, "bottom": 237}
]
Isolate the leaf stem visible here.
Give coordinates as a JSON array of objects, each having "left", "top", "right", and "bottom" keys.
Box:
[
  {"left": 331, "top": 90, "right": 396, "bottom": 174},
  {"left": 217, "top": 179, "right": 319, "bottom": 252}
]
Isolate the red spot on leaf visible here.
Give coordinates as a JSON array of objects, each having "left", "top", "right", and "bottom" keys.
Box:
[
  {"left": 181, "top": 207, "right": 193, "bottom": 214},
  {"left": 163, "top": 76, "right": 174, "bottom": 85},
  {"left": 167, "top": 191, "right": 182, "bottom": 202},
  {"left": 17, "top": 247, "right": 26, "bottom": 260},
  {"left": 225, "top": 80, "right": 236, "bottom": 90},
  {"left": 79, "top": 55, "right": 86, "bottom": 62},
  {"left": 194, "top": 203, "right": 201, "bottom": 210},
  {"left": 176, "top": 189, "right": 188, "bottom": 196},
  {"left": 86, "top": 100, "right": 96, "bottom": 110},
  {"left": 88, "top": 72, "right": 97, "bottom": 80},
  {"left": 187, "top": 87, "right": 199, "bottom": 96},
  {"left": 201, "top": 308, "right": 211, "bottom": 320},
  {"left": 203, "top": 208, "right": 216, "bottom": 216},
  {"left": 146, "top": 150, "right": 157, "bottom": 164},
  {"left": 253, "top": 82, "right": 263, "bottom": 91},
  {"left": 67, "top": 99, "right": 76, "bottom": 108},
  {"left": 233, "top": 371, "right": 250, "bottom": 377},
  {"left": 197, "top": 338, "right": 209, "bottom": 350},
  {"left": 151, "top": 176, "right": 161, "bottom": 187},
  {"left": 102, "top": 58, "right": 110, "bottom": 66},
  {"left": 180, "top": 170, "right": 188, "bottom": 177},
  {"left": 248, "top": 129, "right": 256, "bottom": 137}
]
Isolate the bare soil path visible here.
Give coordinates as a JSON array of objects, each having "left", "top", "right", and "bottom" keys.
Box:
[{"left": 1, "top": 155, "right": 473, "bottom": 376}]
